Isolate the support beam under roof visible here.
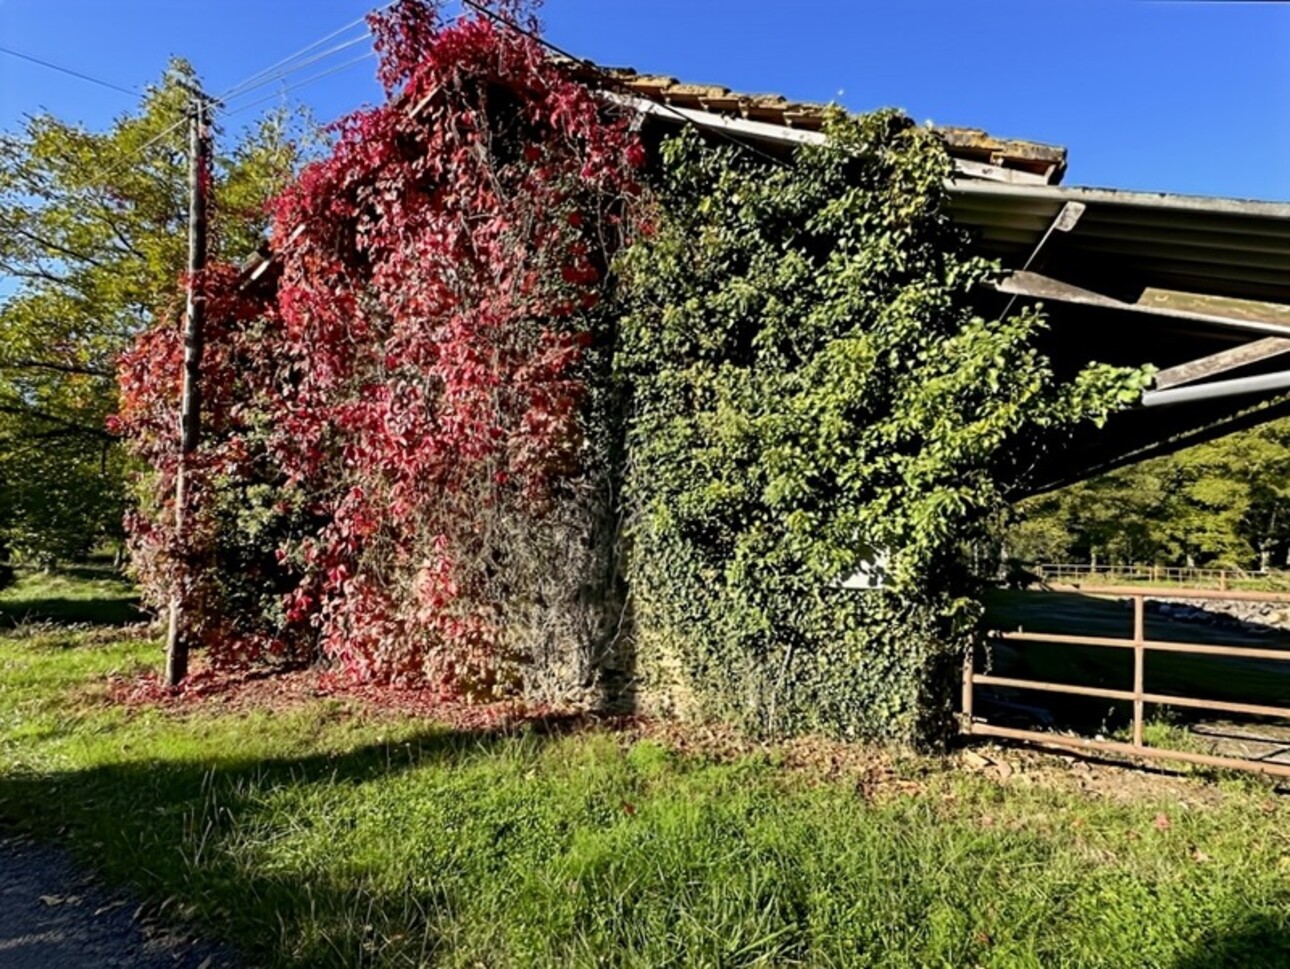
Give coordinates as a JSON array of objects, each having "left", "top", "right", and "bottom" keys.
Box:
[
  {"left": 1153, "top": 337, "right": 1290, "bottom": 391},
  {"left": 995, "top": 271, "right": 1290, "bottom": 339},
  {"left": 1142, "top": 369, "right": 1290, "bottom": 408}
]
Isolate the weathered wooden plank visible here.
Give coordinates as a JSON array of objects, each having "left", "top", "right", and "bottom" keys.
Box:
[
  {"left": 1154, "top": 337, "right": 1290, "bottom": 390},
  {"left": 996, "top": 270, "right": 1290, "bottom": 338},
  {"left": 602, "top": 93, "right": 1052, "bottom": 185},
  {"left": 1140, "top": 287, "right": 1290, "bottom": 326}
]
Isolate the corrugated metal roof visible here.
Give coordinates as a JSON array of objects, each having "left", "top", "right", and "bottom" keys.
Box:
[
  {"left": 952, "top": 183, "right": 1290, "bottom": 486},
  {"left": 948, "top": 182, "right": 1290, "bottom": 305}
]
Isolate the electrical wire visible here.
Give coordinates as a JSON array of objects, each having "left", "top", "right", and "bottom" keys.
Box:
[
  {"left": 94, "top": 116, "right": 190, "bottom": 188},
  {"left": 220, "top": 32, "right": 375, "bottom": 107},
  {"left": 223, "top": 52, "right": 378, "bottom": 119},
  {"left": 0, "top": 45, "right": 138, "bottom": 97},
  {"left": 92, "top": 7, "right": 389, "bottom": 188},
  {"left": 216, "top": 1, "right": 394, "bottom": 103}
]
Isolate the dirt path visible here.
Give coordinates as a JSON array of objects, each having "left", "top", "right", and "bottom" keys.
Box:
[{"left": 0, "top": 833, "right": 236, "bottom": 969}]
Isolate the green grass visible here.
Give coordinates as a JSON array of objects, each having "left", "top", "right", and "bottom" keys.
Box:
[
  {"left": 0, "top": 565, "right": 144, "bottom": 626},
  {"left": 1, "top": 575, "right": 1289, "bottom": 967}
]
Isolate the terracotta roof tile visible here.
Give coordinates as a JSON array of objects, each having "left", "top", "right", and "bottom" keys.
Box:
[{"left": 565, "top": 63, "right": 1066, "bottom": 181}]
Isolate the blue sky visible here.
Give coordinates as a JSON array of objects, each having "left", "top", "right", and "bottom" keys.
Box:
[{"left": 1, "top": 0, "right": 1288, "bottom": 200}]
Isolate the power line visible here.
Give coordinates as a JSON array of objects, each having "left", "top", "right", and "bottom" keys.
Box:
[
  {"left": 95, "top": 116, "right": 190, "bottom": 187},
  {"left": 0, "top": 48, "right": 205, "bottom": 197},
  {"left": 92, "top": 4, "right": 389, "bottom": 189},
  {"left": 221, "top": 32, "right": 374, "bottom": 107},
  {"left": 99, "top": 49, "right": 363, "bottom": 186},
  {"left": 0, "top": 45, "right": 138, "bottom": 97},
  {"left": 216, "top": 1, "right": 394, "bottom": 103},
  {"left": 224, "top": 52, "right": 378, "bottom": 119}
]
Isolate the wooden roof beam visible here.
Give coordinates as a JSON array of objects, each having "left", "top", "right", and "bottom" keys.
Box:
[
  {"left": 1153, "top": 337, "right": 1290, "bottom": 391},
  {"left": 995, "top": 270, "right": 1290, "bottom": 339},
  {"left": 603, "top": 93, "right": 1053, "bottom": 186}
]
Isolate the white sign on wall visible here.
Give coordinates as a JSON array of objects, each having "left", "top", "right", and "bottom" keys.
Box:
[{"left": 838, "top": 545, "right": 890, "bottom": 591}]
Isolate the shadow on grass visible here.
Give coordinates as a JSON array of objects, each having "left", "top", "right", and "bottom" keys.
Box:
[
  {"left": 4, "top": 711, "right": 1290, "bottom": 968},
  {"left": 0, "top": 595, "right": 146, "bottom": 627},
  {"left": 1174, "top": 913, "right": 1290, "bottom": 968},
  {"left": 0, "top": 564, "right": 146, "bottom": 627},
  {"left": 0, "top": 718, "right": 582, "bottom": 968}
]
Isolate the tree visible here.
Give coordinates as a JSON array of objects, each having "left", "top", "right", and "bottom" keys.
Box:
[
  {"left": 1169, "top": 418, "right": 1290, "bottom": 568},
  {"left": 0, "top": 59, "right": 304, "bottom": 564},
  {"left": 1011, "top": 416, "right": 1290, "bottom": 569}
]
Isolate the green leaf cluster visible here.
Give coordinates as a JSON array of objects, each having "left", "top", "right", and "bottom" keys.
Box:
[
  {"left": 1013, "top": 416, "right": 1290, "bottom": 570},
  {"left": 614, "top": 112, "right": 1149, "bottom": 745},
  {"left": 0, "top": 60, "right": 306, "bottom": 564}
]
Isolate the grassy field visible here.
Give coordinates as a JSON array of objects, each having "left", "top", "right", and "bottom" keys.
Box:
[
  {"left": 0, "top": 564, "right": 143, "bottom": 626},
  {"left": 2, "top": 573, "right": 1290, "bottom": 967}
]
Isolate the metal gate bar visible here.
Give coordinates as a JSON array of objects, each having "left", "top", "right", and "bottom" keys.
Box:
[
  {"left": 1031, "top": 563, "right": 1290, "bottom": 590},
  {"left": 963, "top": 584, "right": 1290, "bottom": 779}
]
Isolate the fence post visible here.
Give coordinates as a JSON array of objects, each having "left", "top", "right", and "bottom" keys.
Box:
[
  {"left": 961, "top": 643, "right": 975, "bottom": 732},
  {"left": 1132, "top": 594, "right": 1145, "bottom": 749},
  {"left": 1220, "top": 570, "right": 1228, "bottom": 591}
]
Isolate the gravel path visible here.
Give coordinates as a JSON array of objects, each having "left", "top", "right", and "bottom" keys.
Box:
[{"left": 0, "top": 833, "right": 238, "bottom": 969}]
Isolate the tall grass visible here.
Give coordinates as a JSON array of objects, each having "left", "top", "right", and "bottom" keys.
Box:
[{"left": 1, "top": 575, "right": 1288, "bottom": 967}]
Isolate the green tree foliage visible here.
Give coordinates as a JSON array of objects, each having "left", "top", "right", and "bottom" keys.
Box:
[
  {"left": 0, "top": 59, "right": 303, "bottom": 564},
  {"left": 615, "top": 115, "right": 1150, "bottom": 745},
  {"left": 1014, "top": 417, "right": 1290, "bottom": 569}
]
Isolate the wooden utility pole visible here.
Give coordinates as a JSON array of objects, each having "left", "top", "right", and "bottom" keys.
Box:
[{"left": 165, "top": 92, "right": 211, "bottom": 687}]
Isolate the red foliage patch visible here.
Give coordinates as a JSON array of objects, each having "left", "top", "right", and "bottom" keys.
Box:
[
  {"left": 106, "top": 659, "right": 640, "bottom": 740},
  {"left": 116, "top": 0, "right": 641, "bottom": 695}
]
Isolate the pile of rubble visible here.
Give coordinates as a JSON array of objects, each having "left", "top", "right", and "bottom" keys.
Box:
[{"left": 1149, "top": 597, "right": 1290, "bottom": 635}]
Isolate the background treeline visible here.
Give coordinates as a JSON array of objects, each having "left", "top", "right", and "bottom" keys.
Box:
[
  {"left": 1007, "top": 416, "right": 1290, "bottom": 570},
  {"left": 0, "top": 61, "right": 307, "bottom": 571}
]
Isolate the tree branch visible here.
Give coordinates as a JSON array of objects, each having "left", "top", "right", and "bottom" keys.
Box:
[
  {"left": 0, "top": 217, "right": 109, "bottom": 269},
  {"left": 0, "top": 403, "right": 114, "bottom": 441},
  {"left": 94, "top": 208, "right": 147, "bottom": 260},
  {"left": 1, "top": 359, "right": 113, "bottom": 378},
  {"left": 0, "top": 260, "right": 73, "bottom": 286}
]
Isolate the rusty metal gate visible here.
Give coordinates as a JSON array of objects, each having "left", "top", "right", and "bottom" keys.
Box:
[{"left": 963, "top": 584, "right": 1290, "bottom": 778}]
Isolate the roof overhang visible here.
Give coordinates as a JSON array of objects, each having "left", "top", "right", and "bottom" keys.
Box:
[
  {"left": 576, "top": 63, "right": 1068, "bottom": 185},
  {"left": 949, "top": 181, "right": 1290, "bottom": 490},
  {"left": 950, "top": 181, "right": 1290, "bottom": 306},
  {"left": 603, "top": 78, "right": 1290, "bottom": 486},
  {"left": 245, "top": 54, "right": 1290, "bottom": 490},
  {"left": 606, "top": 92, "right": 1055, "bottom": 186}
]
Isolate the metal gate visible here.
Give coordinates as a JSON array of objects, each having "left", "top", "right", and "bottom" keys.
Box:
[{"left": 963, "top": 585, "right": 1290, "bottom": 778}]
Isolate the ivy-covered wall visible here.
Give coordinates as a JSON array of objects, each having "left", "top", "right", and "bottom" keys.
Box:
[
  {"left": 613, "top": 114, "right": 1148, "bottom": 746},
  {"left": 116, "top": 0, "right": 1147, "bottom": 747}
]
